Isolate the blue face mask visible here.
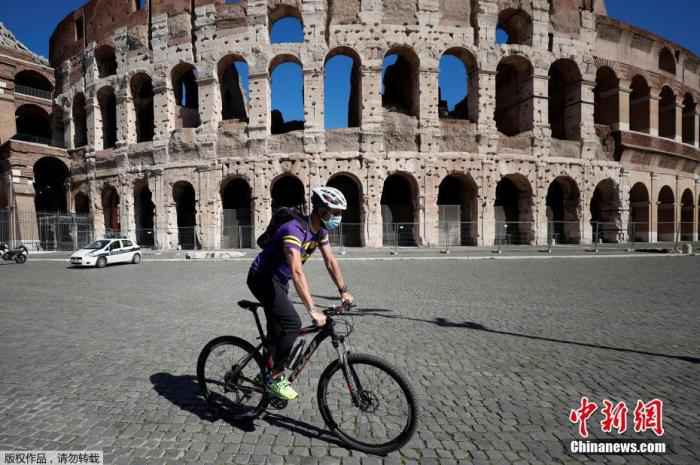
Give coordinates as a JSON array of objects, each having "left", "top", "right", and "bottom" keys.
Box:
[{"left": 322, "top": 215, "right": 342, "bottom": 231}]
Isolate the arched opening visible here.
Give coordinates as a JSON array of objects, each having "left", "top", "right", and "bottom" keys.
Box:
[
  {"left": 14, "top": 70, "right": 53, "bottom": 98},
  {"left": 590, "top": 179, "right": 621, "bottom": 243},
  {"left": 52, "top": 106, "right": 65, "bottom": 148},
  {"left": 496, "top": 9, "right": 532, "bottom": 46},
  {"left": 438, "top": 48, "right": 476, "bottom": 121},
  {"left": 173, "top": 181, "right": 197, "bottom": 249},
  {"left": 594, "top": 67, "right": 619, "bottom": 126},
  {"left": 102, "top": 185, "right": 120, "bottom": 235},
  {"left": 218, "top": 55, "right": 249, "bottom": 122},
  {"left": 495, "top": 56, "right": 533, "bottom": 136},
  {"left": 494, "top": 174, "right": 533, "bottom": 245},
  {"left": 97, "top": 86, "right": 117, "bottom": 149},
  {"left": 74, "top": 192, "right": 90, "bottom": 215},
  {"left": 134, "top": 179, "right": 155, "bottom": 247},
  {"left": 221, "top": 178, "right": 252, "bottom": 249},
  {"left": 33, "top": 157, "right": 68, "bottom": 213},
  {"left": 271, "top": 174, "right": 305, "bottom": 212},
  {"left": 629, "top": 183, "right": 649, "bottom": 242},
  {"left": 682, "top": 94, "right": 696, "bottom": 145},
  {"left": 73, "top": 93, "right": 88, "bottom": 147},
  {"left": 270, "top": 56, "right": 304, "bottom": 134},
  {"left": 657, "top": 186, "right": 674, "bottom": 242},
  {"left": 437, "top": 174, "right": 478, "bottom": 246},
  {"left": 659, "top": 86, "right": 676, "bottom": 139},
  {"left": 327, "top": 174, "right": 363, "bottom": 246},
  {"left": 659, "top": 47, "right": 676, "bottom": 75},
  {"left": 381, "top": 173, "right": 417, "bottom": 246},
  {"left": 15, "top": 105, "right": 51, "bottom": 144},
  {"left": 680, "top": 189, "right": 694, "bottom": 241},
  {"left": 381, "top": 47, "right": 420, "bottom": 117},
  {"left": 545, "top": 176, "right": 581, "bottom": 244},
  {"left": 548, "top": 59, "right": 582, "bottom": 140},
  {"left": 131, "top": 73, "right": 154, "bottom": 142},
  {"left": 269, "top": 6, "right": 303, "bottom": 44},
  {"left": 324, "top": 48, "right": 361, "bottom": 129},
  {"left": 172, "top": 63, "right": 200, "bottom": 128},
  {"left": 629, "top": 76, "right": 650, "bottom": 133},
  {"left": 94, "top": 45, "right": 117, "bottom": 78}
]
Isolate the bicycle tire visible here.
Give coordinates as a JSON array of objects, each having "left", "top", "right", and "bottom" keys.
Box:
[
  {"left": 197, "top": 336, "right": 268, "bottom": 420},
  {"left": 317, "top": 353, "right": 418, "bottom": 455}
]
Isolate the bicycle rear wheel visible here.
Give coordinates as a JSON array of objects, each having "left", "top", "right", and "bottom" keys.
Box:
[
  {"left": 197, "top": 336, "right": 268, "bottom": 419},
  {"left": 317, "top": 353, "right": 418, "bottom": 455}
]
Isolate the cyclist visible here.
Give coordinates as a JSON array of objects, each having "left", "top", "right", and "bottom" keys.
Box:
[{"left": 247, "top": 186, "right": 354, "bottom": 400}]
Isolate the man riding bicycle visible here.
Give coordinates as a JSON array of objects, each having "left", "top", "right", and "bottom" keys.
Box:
[{"left": 247, "top": 186, "right": 354, "bottom": 401}]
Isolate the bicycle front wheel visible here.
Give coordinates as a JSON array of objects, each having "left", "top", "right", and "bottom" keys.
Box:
[
  {"left": 197, "top": 336, "right": 268, "bottom": 420},
  {"left": 317, "top": 353, "right": 418, "bottom": 455}
]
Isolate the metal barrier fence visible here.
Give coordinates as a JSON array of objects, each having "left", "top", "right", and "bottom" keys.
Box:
[{"left": 0, "top": 209, "right": 93, "bottom": 251}]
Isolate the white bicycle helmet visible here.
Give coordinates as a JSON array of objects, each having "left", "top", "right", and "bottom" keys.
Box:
[{"left": 311, "top": 186, "right": 347, "bottom": 211}]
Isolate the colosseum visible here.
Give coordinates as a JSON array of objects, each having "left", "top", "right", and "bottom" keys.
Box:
[{"left": 1, "top": 0, "right": 699, "bottom": 250}]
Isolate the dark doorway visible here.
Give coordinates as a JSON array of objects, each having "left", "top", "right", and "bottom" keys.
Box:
[
  {"left": 173, "top": 181, "right": 197, "bottom": 249},
  {"left": 629, "top": 183, "right": 649, "bottom": 242},
  {"left": 545, "top": 177, "right": 581, "bottom": 244},
  {"left": 657, "top": 186, "right": 674, "bottom": 242},
  {"left": 221, "top": 178, "right": 252, "bottom": 248},
  {"left": 437, "top": 174, "right": 478, "bottom": 246},
  {"left": 494, "top": 175, "right": 533, "bottom": 245},
  {"left": 381, "top": 174, "right": 417, "bottom": 246},
  {"left": 134, "top": 180, "right": 155, "bottom": 246},
  {"left": 271, "top": 175, "right": 305, "bottom": 212},
  {"left": 33, "top": 157, "right": 68, "bottom": 213},
  {"left": 590, "top": 179, "right": 621, "bottom": 243},
  {"left": 131, "top": 73, "right": 154, "bottom": 142},
  {"left": 327, "top": 174, "right": 363, "bottom": 246},
  {"left": 102, "top": 185, "right": 120, "bottom": 234}
]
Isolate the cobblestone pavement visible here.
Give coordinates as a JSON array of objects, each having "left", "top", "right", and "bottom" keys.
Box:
[{"left": 1, "top": 256, "right": 698, "bottom": 465}]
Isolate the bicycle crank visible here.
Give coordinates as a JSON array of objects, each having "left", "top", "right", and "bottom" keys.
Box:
[{"left": 269, "top": 397, "right": 288, "bottom": 410}]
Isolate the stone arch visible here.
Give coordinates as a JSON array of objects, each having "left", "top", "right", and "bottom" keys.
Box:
[
  {"left": 269, "top": 4, "right": 303, "bottom": 44},
  {"left": 546, "top": 176, "right": 581, "bottom": 244},
  {"left": 130, "top": 72, "right": 154, "bottom": 142},
  {"left": 497, "top": 8, "right": 532, "bottom": 45},
  {"left": 33, "top": 157, "right": 69, "bottom": 214},
  {"left": 381, "top": 172, "right": 419, "bottom": 246},
  {"left": 659, "top": 47, "right": 676, "bottom": 75},
  {"left": 629, "top": 75, "right": 650, "bottom": 133},
  {"left": 14, "top": 70, "right": 53, "bottom": 95},
  {"left": 594, "top": 66, "right": 619, "bottom": 126},
  {"left": 657, "top": 185, "right": 674, "bottom": 242},
  {"left": 73, "top": 93, "right": 88, "bottom": 147},
  {"left": 438, "top": 48, "right": 477, "bottom": 121},
  {"left": 221, "top": 177, "right": 253, "bottom": 248},
  {"left": 437, "top": 173, "right": 478, "bottom": 246},
  {"left": 270, "top": 55, "right": 304, "bottom": 134},
  {"left": 271, "top": 173, "right": 306, "bottom": 212},
  {"left": 658, "top": 86, "right": 676, "bottom": 139},
  {"left": 495, "top": 55, "right": 534, "bottom": 136},
  {"left": 549, "top": 59, "right": 582, "bottom": 140},
  {"left": 327, "top": 173, "right": 364, "bottom": 246},
  {"left": 590, "top": 178, "right": 621, "bottom": 243},
  {"left": 494, "top": 173, "right": 534, "bottom": 245},
  {"left": 382, "top": 47, "right": 420, "bottom": 118},
  {"left": 680, "top": 188, "right": 694, "bottom": 241},
  {"left": 324, "top": 47, "right": 362, "bottom": 128},
  {"left": 97, "top": 86, "right": 117, "bottom": 149},
  {"left": 15, "top": 104, "right": 51, "bottom": 143},
  {"left": 629, "top": 182, "right": 650, "bottom": 242},
  {"left": 134, "top": 178, "right": 155, "bottom": 246},
  {"left": 94, "top": 45, "right": 117, "bottom": 78},
  {"left": 173, "top": 181, "right": 197, "bottom": 249},
  {"left": 101, "top": 184, "right": 121, "bottom": 234},
  {"left": 682, "top": 93, "right": 696, "bottom": 145},
  {"left": 218, "top": 54, "right": 248, "bottom": 122},
  {"left": 171, "top": 63, "right": 200, "bottom": 128}
]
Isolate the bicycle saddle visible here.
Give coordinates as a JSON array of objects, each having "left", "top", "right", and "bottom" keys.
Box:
[{"left": 238, "top": 300, "right": 263, "bottom": 311}]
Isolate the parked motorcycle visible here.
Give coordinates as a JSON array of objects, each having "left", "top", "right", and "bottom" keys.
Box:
[{"left": 0, "top": 243, "right": 28, "bottom": 264}]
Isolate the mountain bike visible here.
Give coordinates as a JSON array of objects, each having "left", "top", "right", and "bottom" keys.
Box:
[{"left": 197, "top": 300, "right": 418, "bottom": 455}]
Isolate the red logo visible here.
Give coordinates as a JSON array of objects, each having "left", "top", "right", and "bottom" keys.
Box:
[{"left": 569, "top": 398, "right": 664, "bottom": 438}]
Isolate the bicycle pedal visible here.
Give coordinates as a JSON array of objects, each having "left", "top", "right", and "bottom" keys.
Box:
[{"left": 269, "top": 397, "right": 288, "bottom": 410}]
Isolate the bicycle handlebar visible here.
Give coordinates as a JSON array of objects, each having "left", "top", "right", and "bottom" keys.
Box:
[{"left": 323, "top": 302, "right": 357, "bottom": 317}]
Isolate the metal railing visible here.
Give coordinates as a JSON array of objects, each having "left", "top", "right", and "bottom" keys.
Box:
[
  {"left": 14, "top": 84, "right": 53, "bottom": 100},
  {"left": 12, "top": 133, "right": 52, "bottom": 146}
]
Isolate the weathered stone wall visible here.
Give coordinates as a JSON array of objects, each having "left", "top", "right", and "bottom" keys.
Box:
[{"left": 47, "top": 0, "right": 700, "bottom": 249}]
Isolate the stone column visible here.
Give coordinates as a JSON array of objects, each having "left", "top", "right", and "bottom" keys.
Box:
[
  {"left": 303, "top": 65, "right": 325, "bottom": 154},
  {"left": 418, "top": 65, "right": 440, "bottom": 153},
  {"left": 619, "top": 169, "right": 631, "bottom": 243},
  {"left": 476, "top": 69, "right": 498, "bottom": 155},
  {"left": 86, "top": 93, "right": 101, "bottom": 152},
  {"left": 694, "top": 178, "right": 700, "bottom": 242},
  {"left": 649, "top": 172, "right": 657, "bottom": 242},
  {"left": 534, "top": 163, "right": 548, "bottom": 246},
  {"left": 674, "top": 98, "right": 684, "bottom": 144},
  {"left": 616, "top": 85, "right": 631, "bottom": 132},
  {"left": 532, "top": 73, "right": 551, "bottom": 157},
  {"left": 359, "top": 0, "right": 383, "bottom": 24},
  {"left": 63, "top": 99, "right": 75, "bottom": 150},
  {"left": 360, "top": 62, "right": 384, "bottom": 153},
  {"left": 480, "top": 160, "right": 496, "bottom": 246},
  {"left": 364, "top": 160, "right": 383, "bottom": 248},
  {"left": 694, "top": 110, "right": 700, "bottom": 148},
  {"left": 197, "top": 70, "right": 221, "bottom": 134},
  {"left": 649, "top": 95, "right": 659, "bottom": 137},
  {"left": 580, "top": 79, "right": 597, "bottom": 160},
  {"left": 152, "top": 67, "right": 174, "bottom": 142},
  {"left": 474, "top": 0, "right": 498, "bottom": 45},
  {"left": 116, "top": 84, "right": 135, "bottom": 146},
  {"left": 247, "top": 71, "right": 270, "bottom": 148}
]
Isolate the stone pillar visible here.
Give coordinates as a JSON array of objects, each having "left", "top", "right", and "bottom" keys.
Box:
[
  {"left": 474, "top": 0, "right": 498, "bottom": 45},
  {"left": 63, "top": 99, "right": 75, "bottom": 150},
  {"left": 480, "top": 160, "right": 496, "bottom": 246},
  {"left": 616, "top": 86, "right": 631, "bottom": 132},
  {"left": 531, "top": 0, "right": 551, "bottom": 51},
  {"left": 649, "top": 173, "right": 657, "bottom": 242},
  {"left": 197, "top": 65, "right": 221, "bottom": 133},
  {"left": 694, "top": 178, "right": 700, "bottom": 242},
  {"left": 86, "top": 93, "right": 101, "bottom": 152},
  {"left": 418, "top": 65, "right": 440, "bottom": 153},
  {"left": 364, "top": 160, "right": 383, "bottom": 248},
  {"left": 248, "top": 71, "right": 270, "bottom": 143},
  {"left": 303, "top": 65, "right": 325, "bottom": 154},
  {"left": 674, "top": 98, "right": 684, "bottom": 144},
  {"left": 534, "top": 163, "right": 548, "bottom": 246},
  {"left": 694, "top": 110, "right": 700, "bottom": 148},
  {"left": 359, "top": 0, "right": 382, "bottom": 24},
  {"left": 619, "top": 169, "right": 631, "bottom": 242},
  {"left": 532, "top": 73, "right": 551, "bottom": 157},
  {"left": 476, "top": 69, "right": 498, "bottom": 155},
  {"left": 152, "top": 67, "right": 174, "bottom": 142},
  {"left": 148, "top": 171, "right": 166, "bottom": 249},
  {"left": 580, "top": 79, "right": 597, "bottom": 160},
  {"left": 360, "top": 62, "right": 384, "bottom": 153},
  {"left": 649, "top": 95, "right": 659, "bottom": 137},
  {"left": 116, "top": 85, "right": 134, "bottom": 146}
]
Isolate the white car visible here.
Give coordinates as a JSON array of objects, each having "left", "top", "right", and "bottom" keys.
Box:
[{"left": 69, "top": 238, "right": 142, "bottom": 268}]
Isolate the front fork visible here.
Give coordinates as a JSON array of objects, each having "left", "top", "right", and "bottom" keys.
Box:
[{"left": 334, "top": 337, "right": 365, "bottom": 406}]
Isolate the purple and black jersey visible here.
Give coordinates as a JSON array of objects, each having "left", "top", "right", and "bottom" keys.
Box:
[{"left": 250, "top": 217, "right": 330, "bottom": 284}]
